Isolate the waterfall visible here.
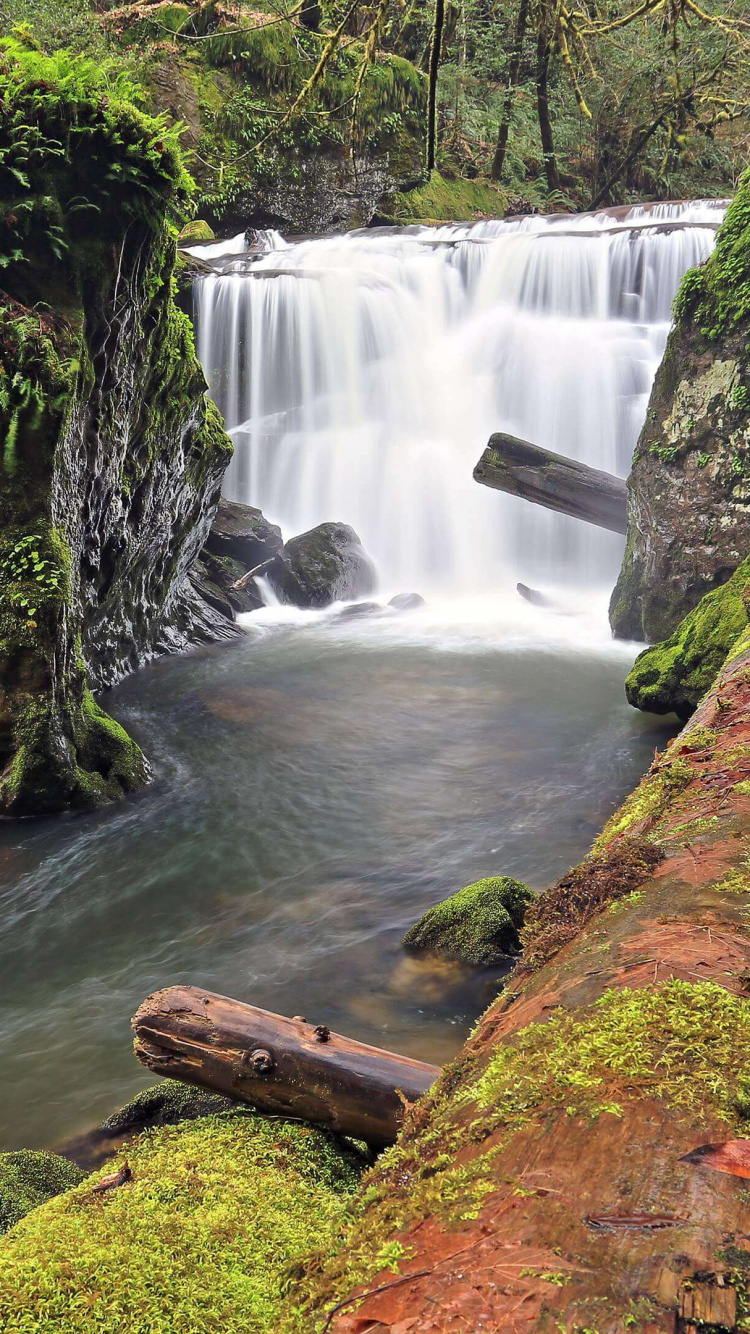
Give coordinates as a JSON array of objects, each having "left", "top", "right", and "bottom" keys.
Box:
[{"left": 192, "top": 202, "right": 723, "bottom": 598}]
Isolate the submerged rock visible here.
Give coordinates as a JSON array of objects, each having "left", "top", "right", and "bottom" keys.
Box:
[
  {"left": 334, "top": 601, "right": 384, "bottom": 620},
  {"left": 0, "top": 1151, "right": 83, "bottom": 1235},
  {"left": 625, "top": 554, "right": 750, "bottom": 719},
  {"left": 389, "top": 593, "right": 426, "bottom": 611},
  {"left": 403, "top": 876, "right": 534, "bottom": 966},
  {"left": 268, "top": 522, "right": 377, "bottom": 609}
]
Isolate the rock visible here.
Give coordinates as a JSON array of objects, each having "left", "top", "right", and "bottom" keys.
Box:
[
  {"left": 610, "top": 187, "right": 750, "bottom": 642},
  {"left": 389, "top": 593, "right": 426, "bottom": 611},
  {"left": 0, "top": 1151, "right": 84, "bottom": 1234},
  {"left": 267, "top": 523, "right": 377, "bottom": 609},
  {"left": 517, "top": 583, "right": 552, "bottom": 608},
  {"left": 403, "top": 876, "right": 534, "bottom": 967},
  {"left": 191, "top": 551, "right": 264, "bottom": 616},
  {"left": 334, "top": 601, "right": 384, "bottom": 620},
  {"left": 205, "top": 499, "right": 282, "bottom": 570},
  {"left": 177, "top": 219, "right": 215, "bottom": 246},
  {"left": 625, "top": 554, "right": 750, "bottom": 719}
]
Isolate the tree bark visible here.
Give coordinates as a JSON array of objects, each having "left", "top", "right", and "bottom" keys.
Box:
[
  {"left": 491, "top": 0, "right": 530, "bottom": 182},
  {"left": 473, "top": 432, "right": 627, "bottom": 533},
  {"left": 536, "top": 23, "right": 559, "bottom": 193},
  {"left": 132, "top": 986, "right": 440, "bottom": 1148},
  {"left": 425, "top": 0, "right": 445, "bottom": 172}
]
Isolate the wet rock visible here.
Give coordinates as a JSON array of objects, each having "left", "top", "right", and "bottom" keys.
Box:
[
  {"left": 610, "top": 188, "right": 750, "bottom": 642},
  {"left": 205, "top": 499, "right": 282, "bottom": 570},
  {"left": 268, "top": 523, "right": 377, "bottom": 609},
  {"left": 177, "top": 219, "right": 215, "bottom": 246},
  {"left": 516, "top": 583, "right": 552, "bottom": 608},
  {"left": 403, "top": 876, "right": 534, "bottom": 967},
  {"left": 0, "top": 1151, "right": 84, "bottom": 1234},
  {"left": 389, "top": 593, "right": 426, "bottom": 611},
  {"left": 335, "top": 601, "right": 384, "bottom": 620}
]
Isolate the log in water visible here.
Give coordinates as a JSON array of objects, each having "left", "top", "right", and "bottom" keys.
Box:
[
  {"left": 133, "top": 985, "right": 441, "bottom": 1147},
  {"left": 474, "top": 433, "right": 628, "bottom": 534}
]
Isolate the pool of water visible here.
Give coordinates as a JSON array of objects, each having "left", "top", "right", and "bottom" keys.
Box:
[{"left": 0, "top": 595, "right": 673, "bottom": 1150}]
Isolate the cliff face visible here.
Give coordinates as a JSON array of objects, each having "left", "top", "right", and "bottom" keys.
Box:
[
  {"left": 0, "top": 40, "right": 237, "bottom": 815},
  {"left": 610, "top": 181, "right": 750, "bottom": 643}
]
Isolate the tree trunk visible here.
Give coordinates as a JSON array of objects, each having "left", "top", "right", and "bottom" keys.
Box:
[
  {"left": 425, "top": 0, "right": 445, "bottom": 172},
  {"left": 132, "top": 987, "right": 440, "bottom": 1148},
  {"left": 300, "top": 628, "right": 750, "bottom": 1331},
  {"left": 474, "top": 433, "right": 628, "bottom": 533},
  {"left": 536, "top": 24, "right": 559, "bottom": 192},
  {"left": 491, "top": 0, "right": 530, "bottom": 182}
]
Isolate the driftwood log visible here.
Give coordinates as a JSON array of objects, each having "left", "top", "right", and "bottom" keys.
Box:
[
  {"left": 473, "top": 432, "right": 628, "bottom": 534},
  {"left": 133, "top": 985, "right": 440, "bottom": 1147}
]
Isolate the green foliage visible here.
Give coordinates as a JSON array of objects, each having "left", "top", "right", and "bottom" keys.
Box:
[
  {"left": 0, "top": 1115, "right": 361, "bottom": 1334},
  {"left": 403, "top": 875, "right": 533, "bottom": 965},
  {"left": 0, "top": 1153, "right": 84, "bottom": 1236},
  {"left": 625, "top": 554, "right": 750, "bottom": 720},
  {"left": 673, "top": 169, "right": 750, "bottom": 341},
  {"left": 0, "top": 534, "right": 62, "bottom": 620},
  {"left": 0, "top": 37, "right": 193, "bottom": 279}
]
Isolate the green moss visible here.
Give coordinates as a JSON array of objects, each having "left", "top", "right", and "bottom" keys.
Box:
[
  {"left": 673, "top": 167, "right": 750, "bottom": 341},
  {"left": 287, "top": 981, "right": 750, "bottom": 1330},
  {"left": 100, "top": 1080, "right": 239, "bottom": 1135},
  {"left": 625, "top": 554, "right": 750, "bottom": 720},
  {"left": 394, "top": 170, "right": 505, "bottom": 224},
  {"left": 177, "top": 219, "right": 215, "bottom": 244},
  {"left": 403, "top": 876, "right": 533, "bottom": 965},
  {"left": 0, "top": 1152, "right": 83, "bottom": 1236},
  {"left": 0, "top": 1114, "right": 362, "bottom": 1333}
]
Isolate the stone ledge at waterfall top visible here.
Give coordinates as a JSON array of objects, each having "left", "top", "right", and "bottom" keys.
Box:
[{"left": 266, "top": 523, "right": 378, "bottom": 610}]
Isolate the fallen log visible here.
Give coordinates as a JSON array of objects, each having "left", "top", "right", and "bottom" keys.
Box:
[
  {"left": 132, "top": 986, "right": 440, "bottom": 1147},
  {"left": 473, "top": 432, "right": 628, "bottom": 534}
]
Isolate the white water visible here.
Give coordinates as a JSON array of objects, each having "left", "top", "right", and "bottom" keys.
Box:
[{"left": 192, "top": 202, "right": 724, "bottom": 602}]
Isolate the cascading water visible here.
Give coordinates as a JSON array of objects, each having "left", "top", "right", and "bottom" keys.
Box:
[{"left": 192, "top": 202, "right": 723, "bottom": 601}]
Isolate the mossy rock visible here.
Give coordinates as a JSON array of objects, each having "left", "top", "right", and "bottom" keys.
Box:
[
  {"left": 0, "top": 1114, "right": 362, "bottom": 1332},
  {"left": 100, "top": 1080, "right": 239, "bottom": 1136},
  {"left": 625, "top": 554, "right": 750, "bottom": 719},
  {"left": 178, "top": 219, "right": 216, "bottom": 245},
  {"left": 0, "top": 1151, "right": 84, "bottom": 1236},
  {"left": 403, "top": 876, "right": 533, "bottom": 966}
]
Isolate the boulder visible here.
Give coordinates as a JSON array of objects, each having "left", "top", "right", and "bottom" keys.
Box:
[
  {"left": 403, "top": 876, "right": 534, "bottom": 967},
  {"left": 334, "top": 601, "right": 384, "bottom": 620},
  {"left": 267, "top": 522, "right": 377, "bottom": 609},
  {"left": 610, "top": 186, "right": 750, "bottom": 642},
  {"left": 389, "top": 593, "right": 426, "bottom": 611},
  {"left": 0, "top": 1151, "right": 84, "bottom": 1235},
  {"left": 625, "top": 553, "right": 750, "bottom": 719},
  {"left": 204, "top": 499, "right": 282, "bottom": 570},
  {"left": 177, "top": 219, "right": 215, "bottom": 246}
]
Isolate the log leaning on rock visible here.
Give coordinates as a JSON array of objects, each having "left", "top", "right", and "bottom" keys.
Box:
[
  {"left": 133, "top": 986, "right": 440, "bottom": 1148},
  {"left": 473, "top": 433, "right": 628, "bottom": 534}
]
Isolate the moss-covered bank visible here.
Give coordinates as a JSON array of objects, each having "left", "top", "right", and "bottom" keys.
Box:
[
  {"left": 0, "top": 1151, "right": 83, "bottom": 1235},
  {"left": 625, "top": 551, "right": 750, "bottom": 718},
  {"left": 0, "top": 40, "right": 236, "bottom": 814},
  {"left": 0, "top": 1114, "right": 362, "bottom": 1332}
]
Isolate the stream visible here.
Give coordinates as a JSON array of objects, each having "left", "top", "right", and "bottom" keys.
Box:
[{"left": 0, "top": 202, "right": 723, "bottom": 1150}]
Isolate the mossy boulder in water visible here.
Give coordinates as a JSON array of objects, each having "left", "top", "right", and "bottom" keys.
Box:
[
  {"left": 625, "top": 553, "right": 750, "bottom": 719},
  {"left": 268, "top": 522, "right": 377, "bottom": 609},
  {"left": 403, "top": 876, "right": 534, "bottom": 966},
  {"left": 177, "top": 218, "right": 216, "bottom": 245},
  {"left": 0, "top": 1151, "right": 83, "bottom": 1235},
  {"left": 0, "top": 1115, "right": 362, "bottom": 1332},
  {"left": 205, "top": 499, "right": 282, "bottom": 569}
]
